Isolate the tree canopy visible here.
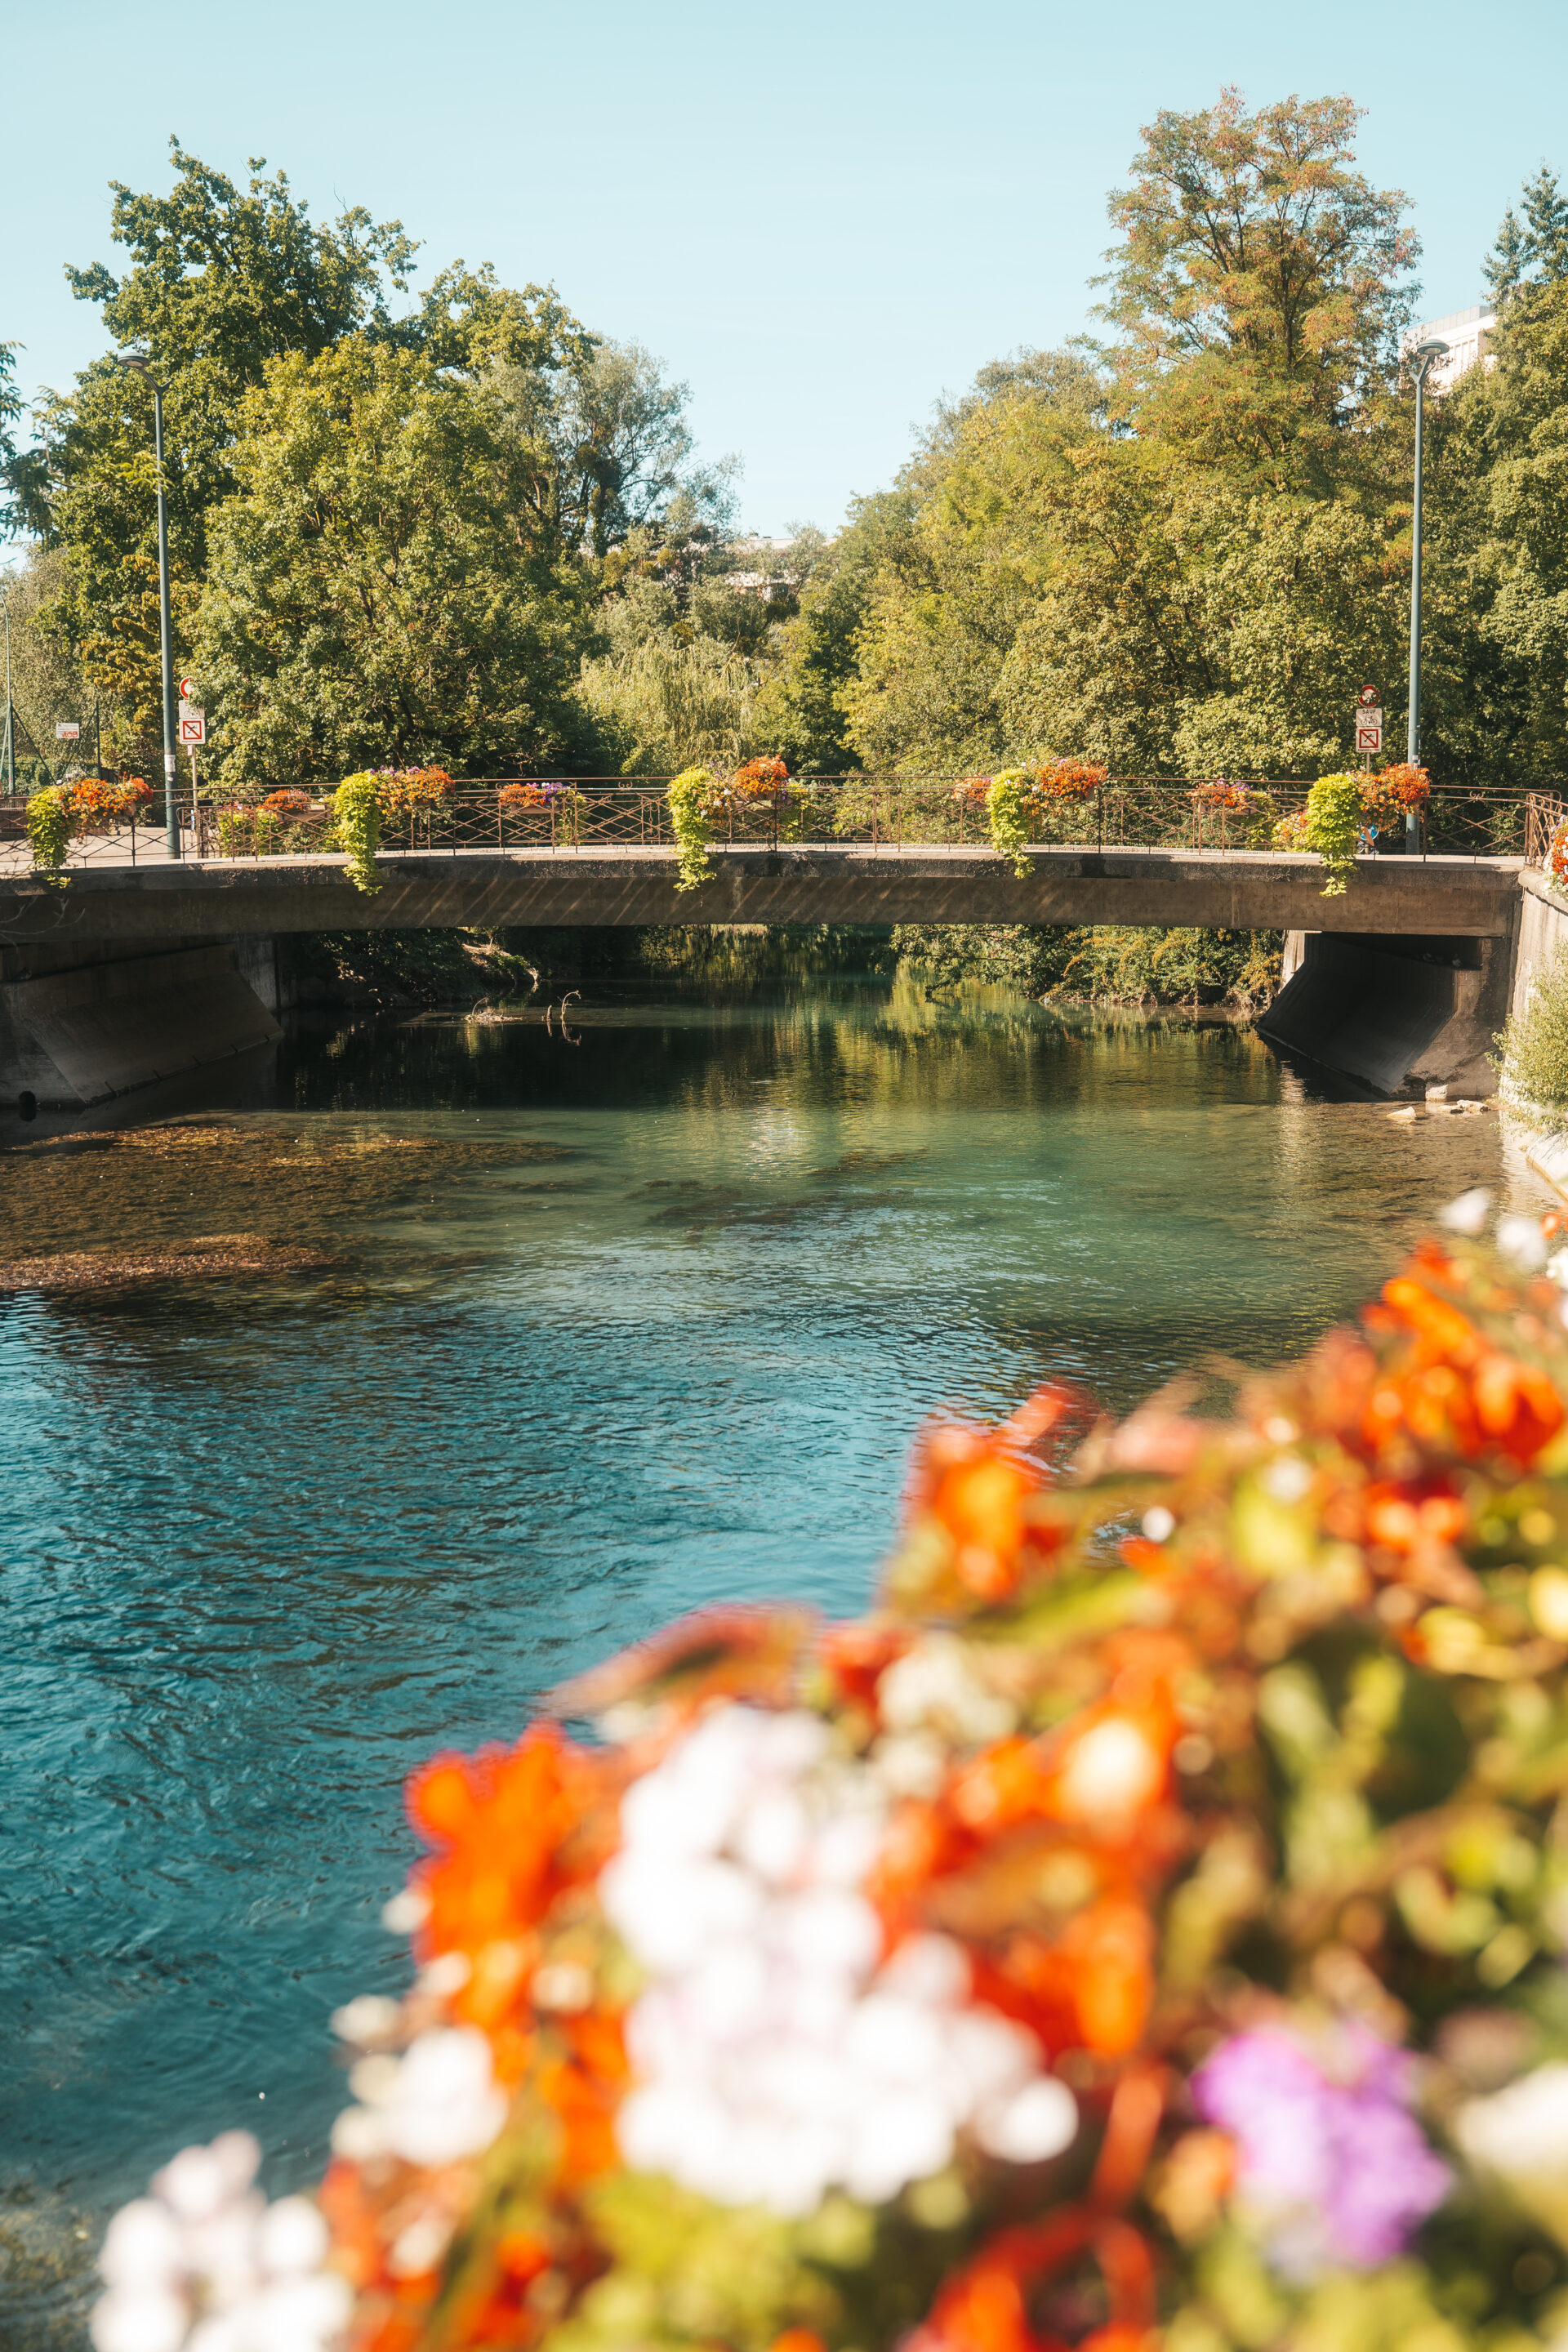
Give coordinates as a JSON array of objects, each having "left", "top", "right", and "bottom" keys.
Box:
[{"left": 14, "top": 110, "right": 1568, "bottom": 798}]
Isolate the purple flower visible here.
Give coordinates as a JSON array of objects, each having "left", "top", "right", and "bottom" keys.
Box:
[{"left": 1193, "top": 2025, "right": 1450, "bottom": 2276}]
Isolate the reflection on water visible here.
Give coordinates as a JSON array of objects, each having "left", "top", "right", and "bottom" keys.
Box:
[{"left": 0, "top": 973, "right": 1544, "bottom": 2344}]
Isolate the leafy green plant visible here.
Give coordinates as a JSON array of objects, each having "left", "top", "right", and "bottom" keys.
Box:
[
  {"left": 1302, "top": 771, "right": 1365, "bottom": 896},
  {"left": 1496, "top": 946, "right": 1568, "bottom": 1115},
  {"left": 987, "top": 767, "right": 1036, "bottom": 877},
  {"left": 331, "top": 770, "right": 385, "bottom": 895},
  {"left": 667, "top": 766, "right": 715, "bottom": 891},
  {"left": 25, "top": 783, "right": 74, "bottom": 886}
]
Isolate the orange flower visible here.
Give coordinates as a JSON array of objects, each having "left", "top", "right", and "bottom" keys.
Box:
[
  {"left": 1361, "top": 1475, "right": 1468, "bottom": 1555},
  {"left": 821, "top": 1619, "right": 913, "bottom": 1712},
  {"left": 915, "top": 2212, "right": 1154, "bottom": 2352},
  {"left": 948, "top": 1688, "right": 1177, "bottom": 1841},
  {"left": 406, "top": 1726, "right": 612, "bottom": 1968}
]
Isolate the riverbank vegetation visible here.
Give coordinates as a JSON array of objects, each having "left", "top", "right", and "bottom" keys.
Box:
[
  {"left": 9, "top": 105, "right": 1568, "bottom": 805},
  {"left": 1496, "top": 948, "right": 1568, "bottom": 1116},
  {"left": 891, "top": 923, "right": 1281, "bottom": 1005}
]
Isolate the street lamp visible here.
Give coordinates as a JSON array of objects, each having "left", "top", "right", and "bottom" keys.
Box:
[
  {"left": 1405, "top": 335, "right": 1450, "bottom": 845},
  {"left": 114, "top": 346, "right": 180, "bottom": 858}
]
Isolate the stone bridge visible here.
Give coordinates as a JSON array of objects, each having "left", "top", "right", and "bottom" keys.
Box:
[{"left": 0, "top": 838, "right": 1562, "bottom": 1116}]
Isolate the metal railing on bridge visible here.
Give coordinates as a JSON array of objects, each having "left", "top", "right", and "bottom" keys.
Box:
[{"left": 0, "top": 776, "right": 1555, "bottom": 878}]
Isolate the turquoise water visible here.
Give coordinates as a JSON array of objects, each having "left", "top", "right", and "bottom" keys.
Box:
[{"left": 0, "top": 972, "right": 1539, "bottom": 2341}]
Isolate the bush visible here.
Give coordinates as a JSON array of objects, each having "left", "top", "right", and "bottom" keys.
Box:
[{"left": 1497, "top": 946, "right": 1568, "bottom": 1115}]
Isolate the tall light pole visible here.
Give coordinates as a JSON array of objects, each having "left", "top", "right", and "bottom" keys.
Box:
[
  {"left": 2, "top": 587, "right": 14, "bottom": 797},
  {"left": 114, "top": 347, "right": 180, "bottom": 858},
  {"left": 1406, "top": 335, "right": 1450, "bottom": 845}
]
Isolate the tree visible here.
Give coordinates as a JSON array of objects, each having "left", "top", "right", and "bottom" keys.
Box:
[
  {"left": 35, "top": 149, "right": 599, "bottom": 754},
  {"left": 1485, "top": 167, "right": 1568, "bottom": 304},
  {"left": 1098, "top": 87, "right": 1418, "bottom": 485},
  {"left": 577, "top": 632, "right": 763, "bottom": 773},
  {"left": 0, "top": 341, "right": 24, "bottom": 534},
  {"left": 837, "top": 354, "right": 1105, "bottom": 770},
  {"left": 33, "top": 145, "right": 419, "bottom": 741},
  {"left": 493, "top": 338, "right": 733, "bottom": 561},
  {"left": 194, "top": 340, "right": 595, "bottom": 784}
]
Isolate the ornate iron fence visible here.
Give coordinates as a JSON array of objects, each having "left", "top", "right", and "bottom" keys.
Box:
[{"left": 0, "top": 777, "right": 1556, "bottom": 876}]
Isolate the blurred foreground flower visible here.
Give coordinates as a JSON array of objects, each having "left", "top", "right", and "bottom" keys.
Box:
[{"left": 94, "top": 1195, "right": 1568, "bottom": 2350}]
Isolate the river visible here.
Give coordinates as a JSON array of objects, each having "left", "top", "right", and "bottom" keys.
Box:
[{"left": 0, "top": 965, "right": 1543, "bottom": 2344}]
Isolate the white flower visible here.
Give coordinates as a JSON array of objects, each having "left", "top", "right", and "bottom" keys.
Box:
[
  {"left": 380, "top": 2028, "right": 508, "bottom": 2167},
  {"left": 1456, "top": 2062, "right": 1568, "bottom": 2176},
  {"left": 609, "top": 1703, "right": 1079, "bottom": 2218},
  {"left": 91, "top": 2285, "right": 191, "bottom": 2352},
  {"left": 975, "top": 2077, "right": 1080, "bottom": 2163},
  {"left": 877, "top": 1636, "right": 1017, "bottom": 1744},
  {"left": 1439, "top": 1187, "right": 1491, "bottom": 1236},
  {"left": 1499, "top": 1214, "right": 1548, "bottom": 1272},
  {"left": 91, "top": 2133, "right": 347, "bottom": 2352},
  {"left": 1456, "top": 2063, "right": 1568, "bottom": 2250}
]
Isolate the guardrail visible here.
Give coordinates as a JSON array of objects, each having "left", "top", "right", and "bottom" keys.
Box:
[{"left": 0, "top": 778, "right": 1554, "bottom": 876}]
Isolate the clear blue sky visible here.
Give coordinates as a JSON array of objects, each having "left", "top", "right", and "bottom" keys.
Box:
[{"left": 6, "top": 0, "right": 1562, "bottom": 535}]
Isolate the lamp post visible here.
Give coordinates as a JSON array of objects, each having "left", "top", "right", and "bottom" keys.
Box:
[
  {"left": 2, "top": 587, "right": 14, "bottom": 797},
  {"left": 1405, "top": 335, "right": 1450, "bottom": 845},
  {"left": 114, "top": 347, "right": 180, "bottom": 858}
]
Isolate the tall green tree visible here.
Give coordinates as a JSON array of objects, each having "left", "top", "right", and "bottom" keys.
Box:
[
  {"left": 842, "top": 95, "right": 1419, "bottom": 777},
  {"left": 1098, "top": 87, "right": 1417, "bottom": 487},
  {"left": 1421, "top": 175, "right": 1568, "bottom": 790},
  {"left": 33, "top": 147, "right": 597, "bottom": 751},
  {"left": 195, "top": 340, "right": 594, "bottom": 783}
]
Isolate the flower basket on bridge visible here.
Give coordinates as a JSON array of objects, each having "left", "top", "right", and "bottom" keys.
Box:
[
  {"left": 1361, "top": 762, "right": 1432, "bottom": 818},
  {"left": 983, "top": 760, "right": 1107, "bottom": 874},
  {"left": 731, "top": 756, "right": 791, "bottom": 800},
  {"left": 1033, "top": 758, "right": 1107, "bottom": 804},
  {"left": 91, "top": 1200, "right": 1568, "bottom": 2352},
  {"left": 376, "top": 765, "right": 457, "bottom": 817}
]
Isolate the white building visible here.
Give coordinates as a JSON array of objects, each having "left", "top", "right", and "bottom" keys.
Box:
[{"left": 1405, "top": 304, "right": 1497, "bottom": 393}]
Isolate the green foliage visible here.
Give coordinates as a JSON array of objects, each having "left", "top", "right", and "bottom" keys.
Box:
[
  {"left": 490, "top": 336, "right": 733, "bottom": 562},
  {"left": 667, "top": 765, "right": 715, "bottom": 890},
  {"left": 1497, "top": 947, "right": 1568, "bottom": 1114},
  {"left": 1486, "top": 165, "right": 1568, "bottom": 303},
  {"left": 25, "top": 783, "right": 74, "bottom": 884},
  {"left": 752, "top": 491, "right": 917, "bottom": 773},
  {"left": 986, "top": 767, "right": 1036, "bottom": 875},
  {"left": 331, "top": 771, "right": 384, "bottom": 895},
  {"left": 1302, "top": 771, "right": 1366, "bottom": 895},
  {"left": 0, "top": 340, "right": 25, "bottom": 536},
  {"left": 195, "top": 339, "right": 594, "bottom": 783},
  {"left": 38, "top": 143, "right": 420, "bottom": 742},
  {"left": 0, "top": 546, "right": 106, "bottom": 754},
  {"left": 581, "top": 631, "right": 760, "bottom": 776},
  {"left": 891, "top": 922, "right": 1282, "bottom": 1004},
  {"left": 1098, "top": 88, "right": 1416, "bottom": 487},
  {"left": 844, "top": 359, "right": 1406, "bottom": 781}
]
